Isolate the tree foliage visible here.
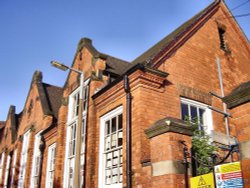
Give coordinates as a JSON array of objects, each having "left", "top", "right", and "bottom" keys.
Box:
[{"left": 186, "top": 117, "right": 218, "bottom": 175}]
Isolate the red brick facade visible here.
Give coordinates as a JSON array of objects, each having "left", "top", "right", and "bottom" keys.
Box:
[{"left": 0, "top": 0, "right": 249, "bottom": 187}]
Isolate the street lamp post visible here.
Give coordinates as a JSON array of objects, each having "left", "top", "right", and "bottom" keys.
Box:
[{"left": 51, "top": 61, "right": 84, "bottom": 188}]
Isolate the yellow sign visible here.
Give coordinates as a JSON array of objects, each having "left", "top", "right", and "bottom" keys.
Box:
[
  {"left": 215, "top": 161, "right": 241, "bottom": 173},
  {"left": 190, "top": 173, "right": 215, "bottom": 188}
]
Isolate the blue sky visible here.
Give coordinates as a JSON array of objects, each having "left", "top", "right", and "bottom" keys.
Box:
[{"left": 0, "top": 0, "right": 249, "bottom": 120}]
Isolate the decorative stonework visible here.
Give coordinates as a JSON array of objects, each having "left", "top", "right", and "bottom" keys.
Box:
[
  {"left": 145, "top": 117, "right": 193, "bottom": 139},
  {"left": 61, "top": 97, "right": 68, "bottom": 106},
  {"left": 32, "top": 70, "right": 43, "bottom": 83}
]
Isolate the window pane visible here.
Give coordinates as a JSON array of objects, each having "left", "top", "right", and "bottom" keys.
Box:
[
  {"left": 199, "top": 109, "right": 205, "bottom": 124},
  {"left": 181, "top": 103, "right": 189, "bottom": 120},
  {"left": 190, "top": 105, "right": 198, "bottom": 121},
  {"left": 119, "top": 149, "right": 123, "bottom": 164},
  {"left": 83, "top": 87, "right": 88, "bottom": 111},
  {"left": 105, "top": 136, "right": 111, "bottom": 151},
  {"left": 111, "top": 133, "right": 117, "bottom": 149},
  {"left": 118, "top": 114, "right": 122, "bottom": 130},
  {"left": 106, "top": 121, "right": 110, "bottom": 135},
  {"left": 75, "top": 93, "right": 79, "bottom": 116},
  {"left": 82, "top": 119, "right": 85, "bottom": 135},
  {"left": 106, "top": 153, "right": 112, "bottom": 168},
  {"left": 119, "top": 167, "right": 123, "bottom": 183},
  {"left": 73, "top": 124, "right": 76, "bottom": 139},
  {"left": 113, "top": 150, "right": 119, "bottom": 166},
  {"left": 112, "top": 167, "right": 118, "bottom": 183},
  {"left": 118, "top": 131, "right": 123, "bottom": 147},
  {"left": 111, "top": 117, "right": 117, "bottom": 133},
  {"left": 105, "top": 169, "right": 111, "bottom": 185}
]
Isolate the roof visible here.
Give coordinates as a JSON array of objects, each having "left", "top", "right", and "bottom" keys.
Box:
[
  {"left": 104, "top": 55, "right": 130, "bottom": 76},
  {"left": 0, "top": 121, "right": 5, "bottom": 130},
  {"left": 77, "top": 38, "right": 130, "bottom": 77},
  {"left": 130, "top": 0, "right": 221, "bottom": 67},
  {"left": 42, "top": 83, "right": 64, "bottom": 118},
  {"left": 223, "top": 81, "right": 250, "bottom": 109},
  {"left": 93, "top": 0, "right": 222, "bottom": 98}
]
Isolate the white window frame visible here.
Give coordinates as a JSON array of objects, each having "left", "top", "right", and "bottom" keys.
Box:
[
  {"left": 10, "top": 149, "right": 17, "bottom": 188},
  {"left": 30, "top": 131, "right": 43, "bottom": 188},
  {"left": 98, "top": 106, "right": 123, "bottom": 188},
  {"left": 18, "top": 130, "right": 31, "bottom": 188},
  {"left": 180, "top": 98, "right": 213, "bottom": 133},
  {"left": 67, "top": 81, "right": 89, "bottom": 125},
  {"left": 46, "top": 143, "right": 56, "bottom": 188},
  {"left": 64, "top": 122, "right": 77, "bottom": 188},
  {"left": 0, "top": 152, "right": 5, "bottom": 184},
  {"left": 64, "top": 80, "right": 89, "bottom": 188},
  {"left": 3, "top": 155, "right": 11, "bottom": 187}
]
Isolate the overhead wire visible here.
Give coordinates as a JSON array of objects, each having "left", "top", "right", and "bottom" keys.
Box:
[
  {"left": 219, "top": 13, "right": 250, "bottom": 20},
  {"left": 217, "top": 0, "right": 250, "bottom": 20},
  {"left": 230, "top": 0, "right": 250, "bottom": 11}
]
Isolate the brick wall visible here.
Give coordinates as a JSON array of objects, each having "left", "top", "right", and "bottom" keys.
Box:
[{"left": 230, "top": 103, "right": 250, "bottom": 187}]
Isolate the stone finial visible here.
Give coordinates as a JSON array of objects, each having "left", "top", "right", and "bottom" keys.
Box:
[
  {"left": 32, "top": 70, "right": 43, "bottom": 83},
  {"left": 9, "top": 105, "right": 16, "bottom": 114},
  {"left": 77, "top": 37, "right": 92, "bottom": 51}
]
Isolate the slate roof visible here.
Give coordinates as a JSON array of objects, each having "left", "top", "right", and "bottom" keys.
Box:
[
  {"left": 77, "top": 38, "right": 130, "bottom": 77},
  {"left": 223, "top": 81, "right": 250, "bottom": 108},
  {"left": 42, "top": 83, "right": 64, "bottom": 118},
  {"left": 227, "top": 81, "right": 250, "bottom": 96},
  {"left": 0, "top": 121, "right": 5, "bottom": 130},
  {"left": 104, "top": 55, "right": 130, "bottom": 77}
]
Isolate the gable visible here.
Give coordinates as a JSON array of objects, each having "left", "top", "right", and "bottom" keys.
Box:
[
  {"left": 19, "top": 71, "right": 63, "bottom": 132},
  {"left": 20, "top": 77, "right": 45, "bottom": 127},
  {"left": 131, "top": 0, "right": 221, "bottom": 68},
  {"left": 0, "top": 106, "right": 18, "bottom": 145},
  {"left": 130, "top": 0, "right": 249, "bottom": 70},
  {"left": 63, "top": 38, "right": 130, "bottom": 94}
]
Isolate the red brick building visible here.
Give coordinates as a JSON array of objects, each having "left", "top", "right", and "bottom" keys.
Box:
[
  {"left": 0, "top": 71, "right": 63, "bottom": 188},
  {"left": 0, "top": 0, "right": 249, "bottom": 187}
]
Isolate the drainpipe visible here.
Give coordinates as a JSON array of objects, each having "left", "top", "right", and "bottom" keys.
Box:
[
  {"left": 38, "top": 136, "right": 45, "bottom": 188},
  {"left": 216, "top": 57, "right": 232, "bottom": 161},
  {"left": 124, "top": 75, "right": 132, "bottom": 188},
  {"left": 180, "top": 140, "right": 189, "bottom": 188}
]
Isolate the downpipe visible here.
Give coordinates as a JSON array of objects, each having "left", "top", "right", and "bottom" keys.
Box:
[{"left": 124, "top": 75, "right": 132, "bottom": 188}]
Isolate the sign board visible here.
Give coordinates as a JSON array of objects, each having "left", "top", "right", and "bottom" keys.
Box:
[
  {"left": 214, "top": 161, "right": 244, "bottom": 188},
  {"left": 190, "top": 172, "right": 215, "bottom": 188}
]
